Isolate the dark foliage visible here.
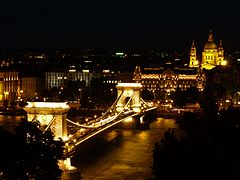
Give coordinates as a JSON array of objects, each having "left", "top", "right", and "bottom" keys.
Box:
[
  {"left": 153, "top": 109, "right": 240, "bottom": 179},
  {"left": 170, "top": 87, "right": 200, "bottom": 107},
  {"left": 0, "top": 121, "right": 65, "bottom": 180},
  {"left": 141, "top": 89, "right": 154, "bottom": 101}
]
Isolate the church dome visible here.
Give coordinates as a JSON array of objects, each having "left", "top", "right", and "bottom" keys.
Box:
[
  {"left": 204, "top": 41, "right": 217, "bottom": 49},
  {"left": 204, "top": 30, "right": 217, "bottom": 49}
]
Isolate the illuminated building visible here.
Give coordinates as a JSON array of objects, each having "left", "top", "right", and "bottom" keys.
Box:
[
  {"left": 0, "top": 71, "right": 19, "bottom": 101},
  {"left": 189, "top": 40, "right": 198, "bottom": 67},
  {"left": 133, "top": 65, "right": 205, "bottom": 98},
  {"left": 189, "top": 30, "right": 225, "bottom": 70},
  {"left": 102, "top": 69, "right": 119, "bottom": 85},
  {"left": 0, "top": 59, "right": 14, "bottom": 67},
  {"left": 45, "top": 66, "right": 99, "bottom": 89}
]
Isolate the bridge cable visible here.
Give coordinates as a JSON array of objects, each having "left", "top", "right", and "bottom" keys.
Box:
[
  {"left": 113, "top": 91, "right": 135, "bottom": 119},
  {"left": 66, "top": 92, "right": 136, "bottom": 153},
  {"left": 140, "top": 98, "right": 151, "bottom": 107},
  {"left": 42, "top": 116, "right": 56, "bottom": 134},
  {"left": 94, "top": 90, "right": 124, "bottom": 122},
  {"left": 66, "top": 118, "right": 93, "bottom": 128}
]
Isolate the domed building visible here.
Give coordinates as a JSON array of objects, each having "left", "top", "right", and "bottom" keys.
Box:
[{"left": 189, "top": 30, "right": 225, "bottom": 70}]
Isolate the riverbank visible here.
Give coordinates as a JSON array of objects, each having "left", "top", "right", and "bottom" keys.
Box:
[
  {"left": 157, "top": 108, "right": 204, "bottom": 119},
  {"left": 0, "top": 107, "right": 27, "bottom": 116}
]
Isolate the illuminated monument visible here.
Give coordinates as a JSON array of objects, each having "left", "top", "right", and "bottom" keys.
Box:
[
  {"left": 189, "top": 30, "right": 226, "bottom": 70},
  {"left": 131, "top": 32, "right": 231, "bottom": 98}
]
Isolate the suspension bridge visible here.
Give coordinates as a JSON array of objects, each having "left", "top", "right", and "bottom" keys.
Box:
[{"left": 24, "top": 83, "right": 157, "bottom": 170}]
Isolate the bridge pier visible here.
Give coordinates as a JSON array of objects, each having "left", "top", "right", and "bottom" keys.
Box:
[
  {"left": 24, "top": 102, "right": 76, "bottom": 170},
  {"left": 120, "top": 107, "right": 157, "bottom": 129},
  {"left": 59, "top": 157, "right": 76, "bottom": 171}
]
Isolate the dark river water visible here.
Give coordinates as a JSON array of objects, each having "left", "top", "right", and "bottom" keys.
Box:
[
  {"left": 63, "top": 117, "right": 180, "bottom": 180},
  {"left": 0, "top": 115, "right": 180, "bottom": 180}
]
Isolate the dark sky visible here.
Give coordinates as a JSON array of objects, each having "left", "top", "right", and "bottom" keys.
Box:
[{"left": 0, "top": 0, "right": 239, "bottom": 50}]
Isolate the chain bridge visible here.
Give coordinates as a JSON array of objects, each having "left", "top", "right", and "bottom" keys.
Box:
[{"left": 24, "top": 83, "right": 157, "bottom": 170}]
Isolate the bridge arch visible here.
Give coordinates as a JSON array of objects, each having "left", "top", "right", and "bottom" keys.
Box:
[{"left": 116, "top": 83, "right": 142, "bottom": 113}]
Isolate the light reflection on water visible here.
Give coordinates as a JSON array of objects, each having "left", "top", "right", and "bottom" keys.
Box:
[
  {"left": 0, "top": 115, "right": 23, "bottom": 122},
  {"left": 68, "top": 118, "right": 180, "bottom": 180},
  {"left": 0, "top": 115, "right": 180, "bottom": 179},
  {"left": 0, "top": 115, "right": 25, "bottom": 133}
]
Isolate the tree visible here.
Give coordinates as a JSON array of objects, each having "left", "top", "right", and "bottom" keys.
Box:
[
  {"left": 141, "top": 89, "right": 154, "bottom": 101},
  {"left": 185, "top": 86, "right": 201, "bottom": 103},
  {"left": 153, "top": 109, "right": 240, "bottom": 179},
  {"left": 0, "top": 121, "right": 65, "bottom": 179},
  {"left": 169, "top": 87, "right": 187, "bottom": 107},
  {"left": 200, "top": 85, "right": 218, "bottom": 115}
]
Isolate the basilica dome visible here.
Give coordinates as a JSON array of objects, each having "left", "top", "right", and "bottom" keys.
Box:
[
  {"left": 204, "top": 41, "right": 217, "bottom": 49},
  {"left": 204, "top": 30, "right": 217, "bottom": 49}
]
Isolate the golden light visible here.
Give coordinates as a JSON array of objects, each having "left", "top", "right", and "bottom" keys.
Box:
[
  {"left": 26, "top": 102, "right": 69, "bottom": 109},
  {"left": 221, "top": 60, "right": 227, "bottom": 66},
  {"left": 116, "top": 83, "right": 142, "bottom": 88},
  {"left": 124, "top": 117, "right": 133, "bottom": 122},
  {"left": 140, "top": 115, "right": 144, "bottom": 124},
  {"left": 79, "top": 128, "right": 85, "bottom": 132}
]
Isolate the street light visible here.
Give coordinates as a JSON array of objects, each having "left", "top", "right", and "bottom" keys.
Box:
[{"left": 221, "top": 60, "right": 227, "bottom": 66}]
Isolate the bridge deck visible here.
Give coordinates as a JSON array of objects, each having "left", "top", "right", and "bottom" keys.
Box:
[{"left": 65, "top": 106, "right": 156, "bottom": 155}]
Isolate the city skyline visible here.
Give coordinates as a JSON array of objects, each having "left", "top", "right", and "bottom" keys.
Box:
[{"left": 0, "top": 0, "right": 239, "bottom": 50}]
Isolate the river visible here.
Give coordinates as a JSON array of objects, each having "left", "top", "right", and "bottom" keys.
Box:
[
  {"left": 64, "top": 117, "right": 180, "bottom": 180},
  {"left": 0, "top": 114, "right": 180, "bottom": 180}
]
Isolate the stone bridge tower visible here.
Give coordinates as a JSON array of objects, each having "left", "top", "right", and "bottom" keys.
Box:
[
  {"left": 116, "top": 83, "right": 142, "bottom": 113},
  {"left": 24, "top": 102, "right": 70, "bottom": 140}
]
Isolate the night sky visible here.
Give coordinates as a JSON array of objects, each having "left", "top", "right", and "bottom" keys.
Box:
[{"left": 0, "top": 0, "right": 239, "bottom": 50}]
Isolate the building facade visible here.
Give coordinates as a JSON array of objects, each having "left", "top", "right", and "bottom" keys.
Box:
[
  {"left": 45, "top": 66, "right": 100, "bottom": 89},
  {"left": 133, "top": 66, "right": 205, "bottom": 99},
  {"left": 0, "top": 71, "right": 19, "bottom": 101},
  {"left": 20, "top": 77, "right": 43, "bottom": 100},
  {"left": 189, "top": 30, "right": 225, "bottom": 70}
]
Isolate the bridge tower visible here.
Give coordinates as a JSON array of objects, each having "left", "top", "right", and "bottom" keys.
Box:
[
  {"left": 24, "top": 102, "right": 76, "bottom": 171},
  {"left": 24, "top": 102, "right": 70, "bottom": 140},
  {"left": 116, "top": 83, "right": 142, "bottom": 113}
]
